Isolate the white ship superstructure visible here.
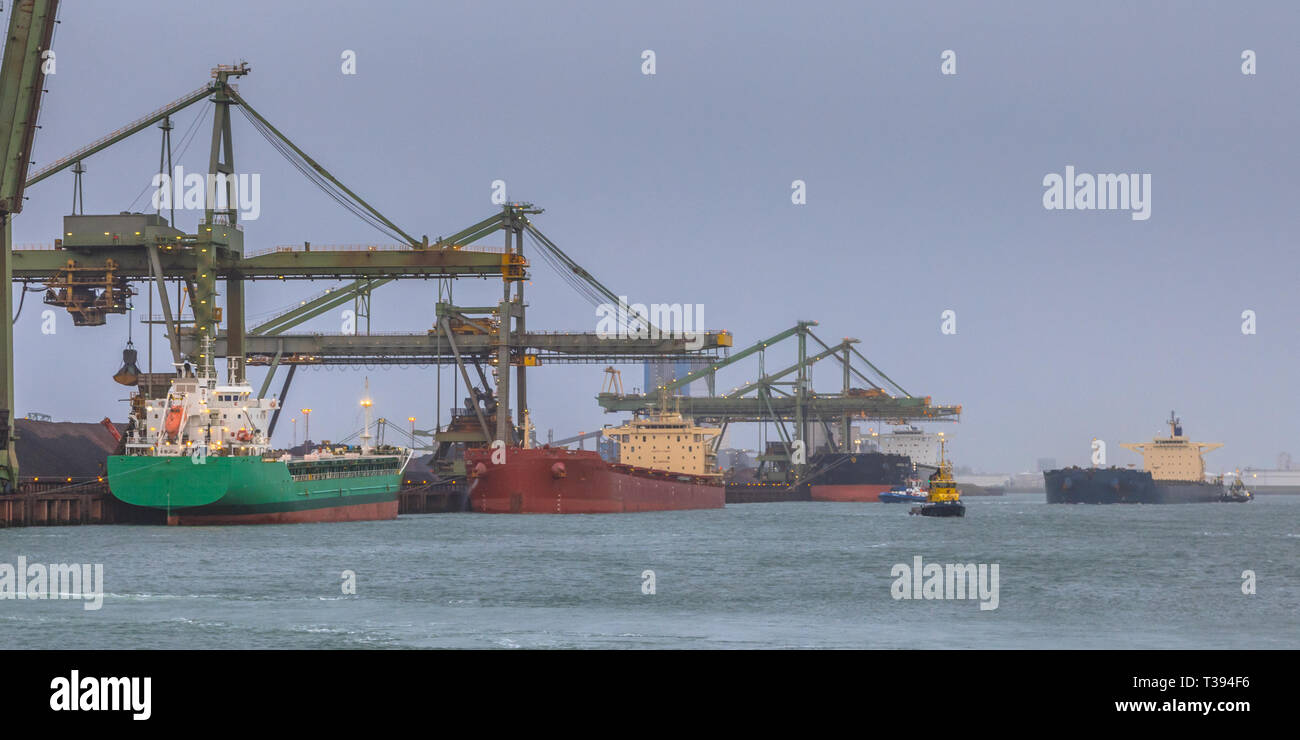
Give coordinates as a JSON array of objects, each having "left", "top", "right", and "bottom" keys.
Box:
[
  {"left": 874, "top": 425, "right": 944, "bottom": 473},
  {"left": 124, "top": 370, "right": 277, "bottom": 457}
]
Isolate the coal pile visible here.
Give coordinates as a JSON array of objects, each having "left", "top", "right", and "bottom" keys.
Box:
[{"left": 13, "top": 419, "right": 123, "bottom": 478}]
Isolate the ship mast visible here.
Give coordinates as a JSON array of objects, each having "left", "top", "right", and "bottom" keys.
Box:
[{"left": 360, "top": 376, "right": 374, "bottom": 455}]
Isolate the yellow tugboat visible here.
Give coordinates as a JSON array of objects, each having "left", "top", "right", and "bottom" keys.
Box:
[{"left": 910, "top": 438, "right": 965, "bottom": 517}]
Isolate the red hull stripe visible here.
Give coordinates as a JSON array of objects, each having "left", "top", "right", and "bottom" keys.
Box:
[
  {"left": 167, "top": 500, "right": 398, "bottom": 526},
  {"left": 808, "top": 484, "right": 893, "bottom": 502}
]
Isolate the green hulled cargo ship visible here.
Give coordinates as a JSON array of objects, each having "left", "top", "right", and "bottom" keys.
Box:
[
  {"left": 108, "top": 369, "right": 409, "bottom": 525},
  {"left": 109, "top": 452, "right": 407, "bottom": 525}
]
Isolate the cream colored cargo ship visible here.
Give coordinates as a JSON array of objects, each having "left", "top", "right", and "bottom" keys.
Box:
[
  {"left": 1118, "top": 414, "right": 1222, "bottom": 483},
  {"left": 1045, "top": 412, "right": 1225, "bottom": 504}
]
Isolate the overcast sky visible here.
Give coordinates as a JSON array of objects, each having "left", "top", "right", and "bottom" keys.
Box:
[{"left": 9, "top": 1, "right": 1299, "bottom": 473}]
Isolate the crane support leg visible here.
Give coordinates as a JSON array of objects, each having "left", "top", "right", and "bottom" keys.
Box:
[
  {"left": 439, "top": 318, "right": 493, "bottom": 444},
  {"left": 147, "top": 245, "right": 184, "bottom": 367},
  {"left": 256, "top": 345, "right": 284, "bottom": 399},
  {"left": 266, "top": 364, "right": 297, "bottom": 439},
  {"left": 1, "top": 216, "right": 15, "bottom": 491}
]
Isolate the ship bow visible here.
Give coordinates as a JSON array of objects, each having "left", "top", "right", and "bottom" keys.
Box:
[{"left": 107, "top": 455, "right": 231, "bottom": 509}]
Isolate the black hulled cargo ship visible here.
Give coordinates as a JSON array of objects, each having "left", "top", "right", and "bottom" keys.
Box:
[
  {"left": 725, "top": 443, "right": 911, "bottom": 502},
  {"left": 1045, "top": 412, "right": 1224, "bottom": 504},
  {"left": 806, "top": 450, "right": 913, "bottom": 501},
  {"left": 1044, "top": 467, "right": 1220, "bottom": 504}
]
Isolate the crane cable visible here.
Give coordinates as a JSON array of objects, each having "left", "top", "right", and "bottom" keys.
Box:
[
  {"left": 234, "top": 105, "right": 406, "bottom": 243},
  {"left": 123, "top": 102, "right": 211, "bottom": 212},
  {"left": 523, "top": 230, "right": 656, "bottom": 336},
  {"left": 11, "top": 285, "right": 46, "bottom": 325}
]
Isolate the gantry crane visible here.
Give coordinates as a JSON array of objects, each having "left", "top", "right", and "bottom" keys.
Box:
[
  {"left": 3, "top": 21, "right": 730, "bottom": 494},
  {"left": 0, "top": 0, "right": 60, "bottom": 493},
  {"left": 597, "top": 320, "right": 961, "bottom": 480}
]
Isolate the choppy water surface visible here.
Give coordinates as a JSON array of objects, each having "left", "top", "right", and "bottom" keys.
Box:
[{"left": 2, "top": 494, "right": 1296, "bottom": 648}]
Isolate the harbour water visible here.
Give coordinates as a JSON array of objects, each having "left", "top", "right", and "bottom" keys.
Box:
[{"left": 2, "top": 494, "right": 1297, "bottom": 649}]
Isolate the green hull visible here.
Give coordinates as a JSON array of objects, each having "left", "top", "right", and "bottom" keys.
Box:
[{"left": 107, "top": 454, "right": 402, "bottom": 519}]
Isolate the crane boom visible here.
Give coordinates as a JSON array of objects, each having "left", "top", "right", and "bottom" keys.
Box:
[
  {"left": 0, "top": 0, "right": 60, "bottom": 212},
  {"left": 1, "top": 0, "right": 61, "bottom": 492},
  {"left": 23, "top": 83, "right": 213, "bottom": 188}
]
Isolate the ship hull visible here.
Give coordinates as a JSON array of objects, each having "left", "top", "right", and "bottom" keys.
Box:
[
  {"left": 1044, "top": 467, "right": 1221, "bottom": 504},
  {"left": 809, "top": 483, "right": 893, "bottom": 502},
  {"left": 724, "top": 482, "right": 809, "bottom": 503},
  {"left": 106, "top": 454, "right": 403, "bottom": 525},
  {"left": 466, "top": 447, "right": 723, "bottom": 514},
  {"left": 910, "top": 501, "right": 966, "bottom": 517},
  {"left": 166, "top": 499, "right": 398, "bottom": 526},
  {"left": 805, "top": 451, "right": 912, "bottom": 502}
]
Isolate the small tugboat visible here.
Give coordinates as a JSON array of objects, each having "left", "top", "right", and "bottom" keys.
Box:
[
  {"left": 880, "top": 480, "right": 928, "bottom": 503},
  {"left": 1219, "top": 475, "right": 1254, "bottom": 503},
  {"left": 910, "top": 439, "right": 965, "bottom": 518}
]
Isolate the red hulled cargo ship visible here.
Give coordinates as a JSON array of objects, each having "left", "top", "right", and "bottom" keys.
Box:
[
  {"left": 466, "top": 404, "right": 724, "bottom": 514},
  {"left": 466, "top": 446, "right": 723, "bottom": 513}
]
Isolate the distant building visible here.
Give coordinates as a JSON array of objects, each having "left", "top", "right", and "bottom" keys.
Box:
[
  {"left": 954, "top": 473, "right": 1012, "bottom": 487},
  {"left": 798, "top": 424, "right": 871, "bottom": 455},
  {"left": 717, "top": 448, "right": 755, "bottom": 470},
  {"left": 805, "top": 424, "right": 835, "bottom": 454},
  {"left": 712, "top": 424, "right": 731, "bottom": 451},
  {"left": 644, "top": 359, "right": 710, "bottom": 397},
  {"left": 1008, "top": 471, "right": 1046, "bottom": 491}
]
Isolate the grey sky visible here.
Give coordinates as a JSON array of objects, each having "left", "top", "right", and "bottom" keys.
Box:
[{"left": 10, "top": 1, "right": 1299, "bottom": 473}]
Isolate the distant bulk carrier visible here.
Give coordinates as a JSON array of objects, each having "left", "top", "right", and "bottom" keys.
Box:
[
  {"left": 466, "top": 403, "right": 723, "bottom": 514},
  {"left": 1045, "top": 412, "right": 1223, "bottom": 504}
]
